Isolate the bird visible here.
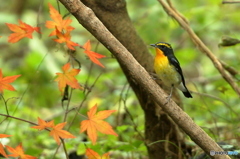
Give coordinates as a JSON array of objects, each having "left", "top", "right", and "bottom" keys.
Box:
[{"left": 150, "top": 42, "right": 192, "bottom": 99}]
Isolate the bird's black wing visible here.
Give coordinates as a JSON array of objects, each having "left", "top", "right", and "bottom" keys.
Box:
[
  {"left": 167, "top": 55, "right": 185, "bottom": 84},
  {"left": 168, "top": 55, "right": 192, "bottom": 98}
]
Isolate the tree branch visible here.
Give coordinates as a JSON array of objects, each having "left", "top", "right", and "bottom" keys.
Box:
[{"left": 59, "top": 0, "right": 229, "bottom": 158}]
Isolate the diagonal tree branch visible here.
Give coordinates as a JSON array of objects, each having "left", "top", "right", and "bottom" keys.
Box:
[{"left": 158, "top": 0, "right": 240, "bottom": 97}]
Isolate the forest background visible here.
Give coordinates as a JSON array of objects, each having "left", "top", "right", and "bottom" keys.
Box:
[{"left": 0, "top": 0, "right": 240, "bottom": 158}]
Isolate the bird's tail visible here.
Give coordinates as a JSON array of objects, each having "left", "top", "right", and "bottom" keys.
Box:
[
  {"left": 178, "top": 82, "right": 192, "bottom": 98},
  {"left": 182, "top": 90, "right": 192, "bottom": 98}
]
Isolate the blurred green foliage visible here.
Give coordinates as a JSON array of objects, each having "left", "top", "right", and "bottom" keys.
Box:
[{"left": 0, "top": 0, "right": 239, "bottom": 158}]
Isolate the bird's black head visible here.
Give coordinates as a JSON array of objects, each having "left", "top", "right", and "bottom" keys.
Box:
[{"left": 150, "top": 42, "right": 172, "bottom": 52}]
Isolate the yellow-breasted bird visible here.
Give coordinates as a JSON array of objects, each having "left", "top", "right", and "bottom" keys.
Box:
[{"left": 150, "top": 42, "right": 192, "bottom": 98}]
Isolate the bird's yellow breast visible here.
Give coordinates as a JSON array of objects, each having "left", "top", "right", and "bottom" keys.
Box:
[{"left": 154, "top": 48, "right": 181, "bottom": 87}]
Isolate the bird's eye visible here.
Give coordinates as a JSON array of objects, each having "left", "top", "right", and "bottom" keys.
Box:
[{"left": 159, "top": 45, "right": 165, "bottom": 49}]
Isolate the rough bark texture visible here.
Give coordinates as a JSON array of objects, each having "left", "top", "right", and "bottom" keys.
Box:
[
  {"left": 58, "top": 0, "right": 229, "bottom": 158},
  {"left": 80, "top": 0, "right": 182, "bottom": 158}
]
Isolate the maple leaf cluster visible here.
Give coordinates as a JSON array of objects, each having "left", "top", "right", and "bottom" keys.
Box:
[
  {"left": 4, "top": 2, "right": 107, "bottom": 94},
  {"left": 45, "top": 3, "right": 79, "bottom": 50},
  {"left": 45, "top": 3, "right": 74, "bottom": 37},
  {"left": 30, "top": 104, "right": 118, "bottom": 146},
  {"left": 28, "top": 104, "right": 118, "bottom": 157},
  {"left": 0, "top": 2, "right": 119, "bottom": 158},
  {"left": 5, "top": 3, "right": 106, "bottom": 67},
  {"left": 31, "top": 117, "right": 76, "bottom": 145},
  {"left": 0, "top": 134, "right": 36, "bottom": 159},
  {"left": 0, "top": 103, "right": 118, "bottom": 158}
]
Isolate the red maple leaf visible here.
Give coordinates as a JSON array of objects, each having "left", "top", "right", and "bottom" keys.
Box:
[
  {"left": 0, "top": 69, "right": 21, "bottom": 93},
  {"left": 6, "top": 20, "right": 40, "bottom": 43},
  {"left": 85, "top": 148, "right": 110, "bottom": 159},
  {"left": 83, "top": 40, "right": 106, "bottom": 68},
  {"left": 45, "top": 3, "right": 74, "bottom": 36},
  {"left": 55, "top": 63, "right": 82, "bottom": 94},
  {"left": 80, "top": 104, "right": 118, "bottom": 145},
  {"left": 54, "top": 30, "right": 79, "bottom": 50},
  {"left": 6, "top": 143, "right": 37, "bottom": 159}
]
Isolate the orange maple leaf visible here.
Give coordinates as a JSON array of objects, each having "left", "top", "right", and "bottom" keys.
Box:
[
  {"left": 55, "top": 63, "right": 82, "bottom": 94},
  {"left": 83, "top": 40, "right": 106, "bottom": 68},
  {"left": 31, "top": 117, "right": 75, "bottom": 145},
  {"left": 6, "top": 20, "right": 40, "bottom": 43},
  {"left": 0, "top": 69, "right": 21, "bottom": 94},
  {"left": 54, "top": 30, "right": 79, "bottom": 50},
  {"left": 0, "top": 143, "right": 8, "bottom": 158},
  {"left": 85, "top": 148, "right": 110, "bottom": 159},
  {"left": 46, "top": 3, "right": 74, "bottom": 36},
  {"left": 6, "top": 143, "right": 37, "bottom": 159},
  {"left": 49, "top": 122, "right": 76, "bottom": 145},
  {"left": 80, "top": 104, "right": 118, "bottom": 145},
  {"left": 0, "top": 134, "right": 11, "bottom": 158},
  {"left": 0, "top": 134, "right": 12, "bottom": 138},
  {"left": 31, "top": 117, "right": 54, "bottom": 130}
]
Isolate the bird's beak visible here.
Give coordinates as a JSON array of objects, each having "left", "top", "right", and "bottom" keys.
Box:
[{"left": 150, "top": 44, "right": 156, "bottom": 47}]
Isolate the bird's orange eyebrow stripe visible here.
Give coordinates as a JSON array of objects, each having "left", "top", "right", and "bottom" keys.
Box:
[{"left": 156, "top": 43, "right": 171, "bottom": 48}]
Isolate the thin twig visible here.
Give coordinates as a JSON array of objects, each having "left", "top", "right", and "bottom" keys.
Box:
[
  {"left": 0, "top": 113, "right": 38, "bottom": 126},
  {"left": 222, "top": 1, "right": 240, "bottom": 4},
  {"left": 117, "top": 82, "right": 128, "bottom": 125},
  {"left": 67, "top": 72, "right": 102, "bottom": 131},
  {"left": 122, "top": 86, "right": 145, "bottom": 141},
  {"left": 62, "top": 140, "right": 70, "bottom": 159},
  {"left": 52, "top": 97, "right": 73, "bottom": 159},
  {"left": 63, "top": 88, "right": 73, "bottom": 122},
  {"left": 193, "top": 91, "right": 238, "bottom": 118},
  {"left": 166, "top": 0, "right": 188, "bottom": 24},
  {"left": 67, "top": 42, "right": 102, "bottom": 130},
  {"left": 83, "top": 41, "right": 100, "bottom": 94},
  {"left": 52, "top": 139, "right": 70, "bottom": 159},
  {"left": 220, "top": 60, "right": 239, "bottom": 78},
  {"left": 37, "top": 0, "right": 44, "bottom": 38},
  {"left": 0, "top": 95, "right": 9, "bottom": 115}
]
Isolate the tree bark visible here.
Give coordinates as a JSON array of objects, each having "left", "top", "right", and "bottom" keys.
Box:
[{"left": 58, "top": 0, "right": 229, "bottom": 158}]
